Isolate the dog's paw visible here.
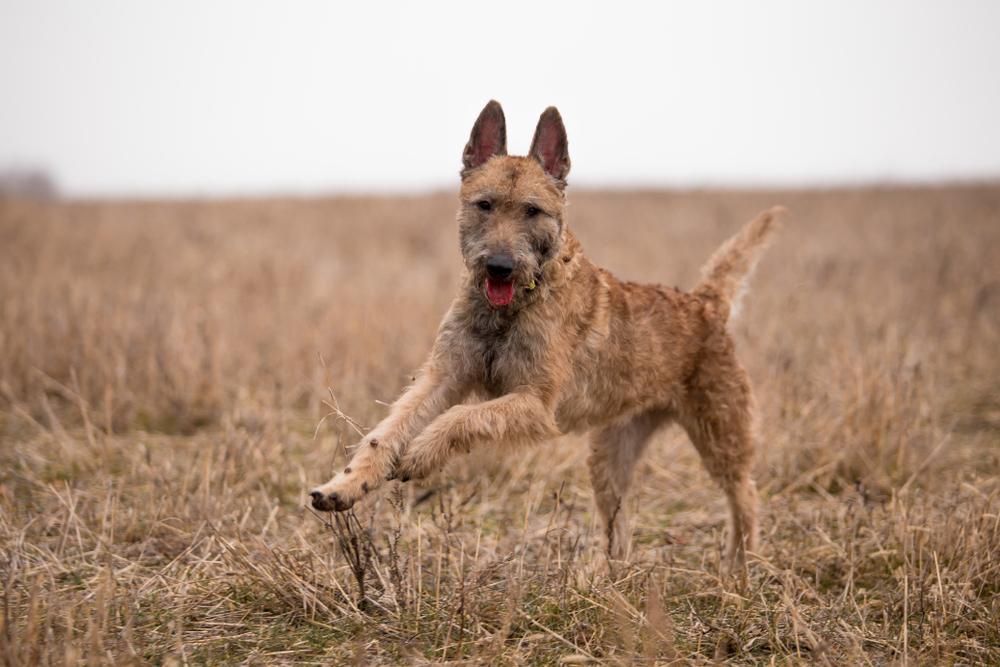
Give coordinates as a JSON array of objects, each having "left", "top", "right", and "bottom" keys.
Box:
[
  {"left": 391, "top": 452, "right": 427, "bottom": 483},
  {"left": 394, "top": 433, "right": 454, "bottom": 482},
  {"left": 308, "top": 488, "right": 355, "bottom": 512},
  {"left": 308, "top": 467, "right": 379, "bottom": 512}
]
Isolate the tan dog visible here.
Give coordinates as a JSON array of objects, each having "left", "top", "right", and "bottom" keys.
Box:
[{"left": 311, "top": 101, "right": 780, "bottom": 568}]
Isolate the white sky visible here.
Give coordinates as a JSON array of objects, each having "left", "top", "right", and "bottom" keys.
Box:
[{"left": 1, "top": 0, "right": 999, "bottom": 196}]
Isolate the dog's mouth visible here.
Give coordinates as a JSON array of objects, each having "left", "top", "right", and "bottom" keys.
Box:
[{"left": 485, "top": 276, "right": 515, "bottom": 306}]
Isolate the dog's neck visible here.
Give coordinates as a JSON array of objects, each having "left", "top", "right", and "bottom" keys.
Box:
[{"left": 546, "top": 228, "right": 584, "bottom": 288}]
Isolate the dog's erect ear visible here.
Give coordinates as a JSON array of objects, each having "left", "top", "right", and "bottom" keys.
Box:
[
  {"left": 529, "top": 106, "right": 571, "bottom": 184},
  {"left": 462, "top": 100, "right": 507, "bottom": 175}
]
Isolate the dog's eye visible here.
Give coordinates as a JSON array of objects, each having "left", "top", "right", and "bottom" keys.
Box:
[
  {"left": 476, "top": 200, "right": 492, "bottom": 212},
  {"left": 525, "top": 205, "right": 541, "bottom": 218}
]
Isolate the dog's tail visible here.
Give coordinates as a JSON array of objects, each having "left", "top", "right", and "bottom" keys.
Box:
[{"left": 693, "top": 206, "right": 785, "bottom": 321}]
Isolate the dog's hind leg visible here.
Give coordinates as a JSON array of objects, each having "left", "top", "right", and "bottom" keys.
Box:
[
  {"left": 678, "top": 353, "right": 760, "bottom": 571},
  {"left": 588, "top": 411, "right": 666, "bottom": 561}
]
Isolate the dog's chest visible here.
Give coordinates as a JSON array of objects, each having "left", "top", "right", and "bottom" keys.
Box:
[{"left": 473, "top": 325, "right": 538, "bottom": 397}]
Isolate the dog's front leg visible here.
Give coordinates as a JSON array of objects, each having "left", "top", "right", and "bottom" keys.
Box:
[
  {"left": 395, "top": 391, "right": 561, "bottom": 481},
  {"left": 309, "top": 368, "right": 464, "bottom": 512}
]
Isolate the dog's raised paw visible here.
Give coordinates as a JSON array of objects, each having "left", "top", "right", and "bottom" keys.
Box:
[{"left": 308, "top": 488, "right": 356, "bottom": 512}]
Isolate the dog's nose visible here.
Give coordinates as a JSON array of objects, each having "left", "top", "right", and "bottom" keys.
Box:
[{"left": 486, "top": 254, "right": 515, "bottom": 280}]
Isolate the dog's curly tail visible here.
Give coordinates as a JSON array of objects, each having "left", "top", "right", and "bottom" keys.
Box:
[{"left": 694, "top": 206, "right": 786, "bottom": 321}]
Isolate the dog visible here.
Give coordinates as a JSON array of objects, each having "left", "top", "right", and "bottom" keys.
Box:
[{"left": 310, "top": 100, "right": 781, "bottom": 568}]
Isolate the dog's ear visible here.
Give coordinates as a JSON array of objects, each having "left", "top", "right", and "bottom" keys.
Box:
[
  {"left": 462, "top": 100, "right": 507, "bottom": 176},
  {"left": 529, "top": 106, "right": 571, "bottom": 185}
]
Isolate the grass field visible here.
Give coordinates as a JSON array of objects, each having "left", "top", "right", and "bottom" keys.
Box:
[{"left": 1, "top": 186, "right": 999, "bottom": 665}]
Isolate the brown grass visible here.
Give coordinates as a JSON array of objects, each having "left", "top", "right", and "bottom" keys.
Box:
[{"left": 1, "top": 186, "right": 999, "bottom": 665}]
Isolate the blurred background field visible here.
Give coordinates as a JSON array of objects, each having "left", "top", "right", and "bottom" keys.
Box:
[
  {"left": 4, "top": 1, "right": 1000, "bottom": 662},
  {"left": 1, "top": 186, "right": 999, "bottom": 664}
]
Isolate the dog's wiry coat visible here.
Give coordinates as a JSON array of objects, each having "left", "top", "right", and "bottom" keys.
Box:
[{"left": 310, "top": 101, "right": 781, "bottom": 568}]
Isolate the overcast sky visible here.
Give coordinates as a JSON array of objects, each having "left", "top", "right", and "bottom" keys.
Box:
[{"left": 1, "top": 1, "right": 999, "bottom": 196}]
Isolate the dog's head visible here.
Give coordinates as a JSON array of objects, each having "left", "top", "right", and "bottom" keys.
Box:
[{"left": 457, "top": 101, "right": 572, "bottom": 310}]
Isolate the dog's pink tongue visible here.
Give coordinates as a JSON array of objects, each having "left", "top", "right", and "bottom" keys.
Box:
[{"left": 486, "top": 277, "right": 515, "bottom": 306}]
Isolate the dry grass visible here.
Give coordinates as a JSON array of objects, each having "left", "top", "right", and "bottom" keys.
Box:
[{"left": 1, "top": 186, "right": 999, "bottom": 665}]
